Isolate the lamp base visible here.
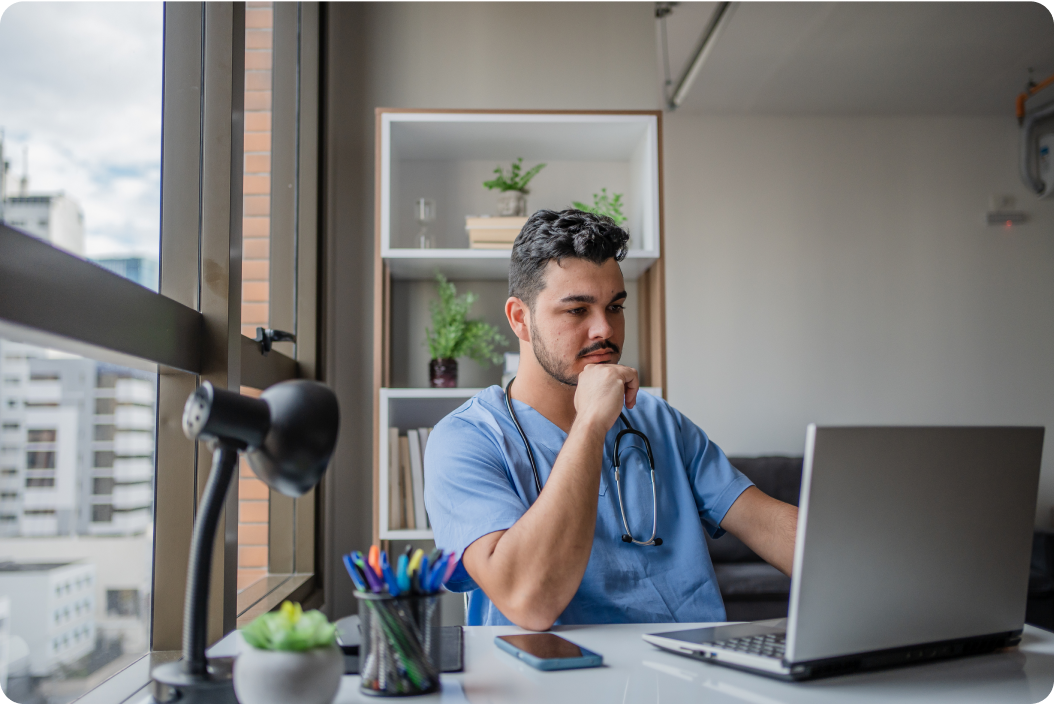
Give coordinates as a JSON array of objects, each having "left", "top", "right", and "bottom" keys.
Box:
[{"left": 151, "top": 659, "right": 237, "bottom": 704}]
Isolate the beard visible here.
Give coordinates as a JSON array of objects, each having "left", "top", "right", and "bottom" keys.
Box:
[{"left": 528, "top": 318, "right": 621, "bottom": 387}]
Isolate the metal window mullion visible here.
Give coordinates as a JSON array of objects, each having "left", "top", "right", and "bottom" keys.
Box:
[
  {"left": 267, "top": 0, "right": 300, "bottom": 577},
  {"left": 151, "top": 0, "right": 205, "bottom": 654},
  {"left": 294, "top": 2, "right": 321, "bottom": 577},
  {"left": 199, "top": 0, "right": 245, "bottom": 643}
]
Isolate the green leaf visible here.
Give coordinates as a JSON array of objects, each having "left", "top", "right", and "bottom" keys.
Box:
[
  {"left": 482, "top": 157, "right": 546, "bottom": 192},
  {"left": 571, "top": 188, "right": 627, "bottom": 226},
  {"left": 240, "top": 601, "right": 337, "bottom": 651},
  {"left": 425, "top": 272, "right": 508, "bottom": 365}
]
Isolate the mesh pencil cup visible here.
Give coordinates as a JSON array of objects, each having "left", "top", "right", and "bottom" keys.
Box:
[{"left": 355, "top": 591, "right": 442, "bottom": 696}]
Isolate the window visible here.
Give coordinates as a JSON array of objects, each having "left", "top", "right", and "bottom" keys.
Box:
[
  {"left": 26, "top": 477, "right": 56, "bottom": 488},
  {"left": 27, "top": 428, "right": 56, "bottom": 442},
  {"left": 91, "top": 504, "right": 114, "bottom": 523},
  {"left": 29, "top": 373, "right": 59, "bottom": 382},
  {"left": 26, "top": 451, "right": 55, "bottom": 469},
  {"left": 96, "top": 372, "right": 119, "bottom": 389},
  {"left": 106, "top": 589, "right": 140, "bottom": 617},
  {"left": 0, "top": 5, "right": 320, "bottom": 700}
]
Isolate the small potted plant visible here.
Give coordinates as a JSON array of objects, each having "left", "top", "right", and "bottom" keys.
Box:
[
  {"left": 483, "top": 157, "right": 546, "bottom": 216},
  {"left": 426, "top": 272, "right": 507, "bottom": 387},
  {"left": 573, "top": 188, "right": 628, "bottom": 226},
  {"left": 234, "top": 601, "right": 343, "bottom": 704}
]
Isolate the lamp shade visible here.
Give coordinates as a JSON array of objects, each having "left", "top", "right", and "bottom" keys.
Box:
[
  {"left": 248, "top": 380, "right": 340, "bottom": 497},
  {"left": 182, "top": 380, "right": 340, "bottom": 497}
]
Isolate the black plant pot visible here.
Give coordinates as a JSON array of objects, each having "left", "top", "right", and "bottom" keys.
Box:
[{"left": 429, "top": 358, "right": 458, "bottom": 388}]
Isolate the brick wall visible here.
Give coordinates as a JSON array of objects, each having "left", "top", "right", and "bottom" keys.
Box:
[{"left": 238, "top": 1, "right": 272, "bottom": 591}]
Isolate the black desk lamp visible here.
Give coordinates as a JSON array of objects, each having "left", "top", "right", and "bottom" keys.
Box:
[{"left": 151, "top": 380, "right": 339, "bottom": 703}]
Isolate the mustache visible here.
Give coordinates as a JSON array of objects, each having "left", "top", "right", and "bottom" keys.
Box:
[{"left": 576, "top": 340, "right": 620, "bottom": 359}]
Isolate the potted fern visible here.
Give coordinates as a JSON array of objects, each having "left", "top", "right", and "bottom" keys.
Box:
[
  {"left": 483, "top": 157, "right": 546, "bottom": 216},
  {"left": 426, "top": 273, "right": 507, "bottom": 387},
  {"left": 234, "top": 601, "right": 343, "bottom": 704}
]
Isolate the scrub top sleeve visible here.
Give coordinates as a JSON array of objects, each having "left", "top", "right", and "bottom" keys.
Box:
[
  {"left": 424, "top": 414, "right": 527, "bottom": 592},
  {"left": 674, "top": 406, "right": 754, "bottom": 539}
]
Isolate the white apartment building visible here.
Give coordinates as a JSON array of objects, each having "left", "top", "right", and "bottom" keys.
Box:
[
  {"left": 0, "top": 561, "right": 95, "bottom": 677},
  {"left": 0, "top": 341, "right": 155, "bottom": 537},
  {"left": 2, "top": 194, "right": 85, "bottom": 256}
]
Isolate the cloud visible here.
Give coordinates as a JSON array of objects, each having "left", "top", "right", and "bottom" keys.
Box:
[{"left": 0, "top": 2, "right": 163, "bottom": 258}]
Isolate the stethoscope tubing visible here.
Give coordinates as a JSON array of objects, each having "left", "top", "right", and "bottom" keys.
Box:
[{"left": 503, "top": 377, "right": 661, "bottom": 546}]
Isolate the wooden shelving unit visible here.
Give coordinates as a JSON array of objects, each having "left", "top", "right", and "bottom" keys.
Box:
[{"left": 372, "top": 109, "right": 667, "bottom": 543}]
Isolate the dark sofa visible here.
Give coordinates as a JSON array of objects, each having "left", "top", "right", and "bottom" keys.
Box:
[
  {"left": 706, "top": 456, "right": 801, "bottom": 621},
  {"left": 710, "top": 456, "right": 1054, "bottom": 628}
]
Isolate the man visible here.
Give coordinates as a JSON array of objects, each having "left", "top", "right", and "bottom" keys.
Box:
[{"left": 424, "top": 209, "right": 797, "bottom": 630}]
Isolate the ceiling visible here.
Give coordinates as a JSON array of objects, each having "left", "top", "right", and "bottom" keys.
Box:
[{"left": 663, "top": 2, "right": 1054, "bottom": 115}]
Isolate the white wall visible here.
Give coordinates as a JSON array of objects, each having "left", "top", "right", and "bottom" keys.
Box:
[{"left": 663, "top": 114, "right": 1054, "bottom": 525}]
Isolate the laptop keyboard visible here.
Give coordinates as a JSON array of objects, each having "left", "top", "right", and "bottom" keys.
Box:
[{"left": 711, "top": 632, "right": 786, "bottom": 659}]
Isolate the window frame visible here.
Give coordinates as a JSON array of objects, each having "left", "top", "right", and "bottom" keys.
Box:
[{"left": 0, "top": 0, "right": 323, "bottom": 683}]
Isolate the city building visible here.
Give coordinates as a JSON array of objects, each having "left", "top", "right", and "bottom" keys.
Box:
[
  {"left": 0, "top": 341, "right": 155, "bottom": 537},
  {"left": 0, "top": 561, "right": 95, "bottom": 677},
  {"left": 2, "top": 193, "right": 85, "bottom": 256}
]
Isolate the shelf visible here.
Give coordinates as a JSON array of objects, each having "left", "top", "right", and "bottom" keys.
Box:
[
  {"left": 379, "top": 388, "right": 481, "bottom": 541},
  {"left": 381, "top": 112, "right": 661, "bottom": 255},
  {"left": 383, "top": 248, "right": 659, "bottom": 281}
]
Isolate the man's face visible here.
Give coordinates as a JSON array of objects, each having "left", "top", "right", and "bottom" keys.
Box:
[{"left": 526, "top": 257, "right": 627, "bottom": 386}]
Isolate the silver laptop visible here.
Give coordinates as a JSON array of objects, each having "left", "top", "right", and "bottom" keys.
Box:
[{"left": 644, "top": 425, "right": 1045, "bottom": 680}]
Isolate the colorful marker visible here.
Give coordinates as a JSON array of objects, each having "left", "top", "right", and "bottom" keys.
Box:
[{"left": 380, "top": 551, "right": 400, "bottom": 596}]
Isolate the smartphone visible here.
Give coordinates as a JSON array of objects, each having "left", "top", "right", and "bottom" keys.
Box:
[{"left": 494, "top": 633, "right": 603, "bottom": 671}]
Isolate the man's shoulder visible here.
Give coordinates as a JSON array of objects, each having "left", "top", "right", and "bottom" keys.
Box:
[
  {"left": 430, "top": 385, "right": 507, "bottom": 439},
  {"left": 632, "top": 387, "right": 675, "bottom": 418}
]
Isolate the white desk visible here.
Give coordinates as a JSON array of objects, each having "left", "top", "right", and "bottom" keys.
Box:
[{"left": 334, "top": 623, "right": 1054, "bottom": 704}]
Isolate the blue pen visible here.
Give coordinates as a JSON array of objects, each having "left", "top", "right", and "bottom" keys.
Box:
[
  {"left": 417, "top": 555, "right": 430, "bottom": 594},
  {"left": 380, "top": 551, "right": 400, "bottom": 596},
  {"left": 343, "top": 554, "right": 367, "bottom": 591},
  {"left": 352, "top": 551, "right": 383, "bottom": 593},
  {"left": 396, "top": 554, "right": 411, "bottom": 594},
  {"left": 427, "top": 553, "right": 450, "bottom": 593}
]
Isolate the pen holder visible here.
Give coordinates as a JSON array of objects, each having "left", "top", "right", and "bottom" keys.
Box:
[{"left": 355, "top": 591, "right": 442, "bottom": 696}]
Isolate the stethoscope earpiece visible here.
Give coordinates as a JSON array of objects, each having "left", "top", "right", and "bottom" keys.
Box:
[{"left": 505, "top": 376, "right": 662, "bottom": 548}]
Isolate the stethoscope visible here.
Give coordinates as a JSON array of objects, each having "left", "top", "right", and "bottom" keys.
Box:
[{"left": 504, "top": 378, "right": 662, "bottom": 546}]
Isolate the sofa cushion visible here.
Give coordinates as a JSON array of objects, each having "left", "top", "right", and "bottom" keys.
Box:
[
  {"left": 713, "top": 562, "right": 791, "bottom": 597},
  {"left": 706, "top": 456, "right": 803, "bottom": 564}
]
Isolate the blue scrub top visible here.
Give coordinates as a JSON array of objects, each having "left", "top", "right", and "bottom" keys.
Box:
[{"left": 423, "top": 386, "right": 753, "bottom": 626}]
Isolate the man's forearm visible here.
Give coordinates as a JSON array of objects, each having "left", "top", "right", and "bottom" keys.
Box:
[
  {"left": 720, "top": 486, "right": 798, "bottom": 577},
  {"left": 464, "top": 418, "right": 608, "bottom": 630}
]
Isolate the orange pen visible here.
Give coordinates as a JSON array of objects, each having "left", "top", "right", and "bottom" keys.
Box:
[{"left": 368, "top": 544, "right": 381, "bottom": 577}]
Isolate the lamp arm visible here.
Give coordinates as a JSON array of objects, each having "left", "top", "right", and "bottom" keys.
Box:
[{"left": 182, "top": 441, "right": 240, "bottom": 675}]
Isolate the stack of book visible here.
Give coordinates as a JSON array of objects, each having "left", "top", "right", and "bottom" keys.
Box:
[
  {"left": 387, "top": 427, "right": 433, "bottom": 530},
  {"left": 466, "top": 216, "right": 527, "bottom": 249}
]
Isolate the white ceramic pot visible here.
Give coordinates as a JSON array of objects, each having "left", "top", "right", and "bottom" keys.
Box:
[
  {"left": 496, "top": 190, "right": 527, "bottom": 216},
  {"left": 233, "top": 643, "right": 344, "bottom": 704}
]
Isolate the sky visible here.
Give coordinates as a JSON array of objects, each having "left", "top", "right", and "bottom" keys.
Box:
[{"left": 0, "top": 2, "right": 163, "bottom": 259}]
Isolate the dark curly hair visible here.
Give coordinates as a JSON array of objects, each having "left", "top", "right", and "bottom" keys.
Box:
[{"left": 509, "top": 209, "right": 629, "bottom": 307}]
